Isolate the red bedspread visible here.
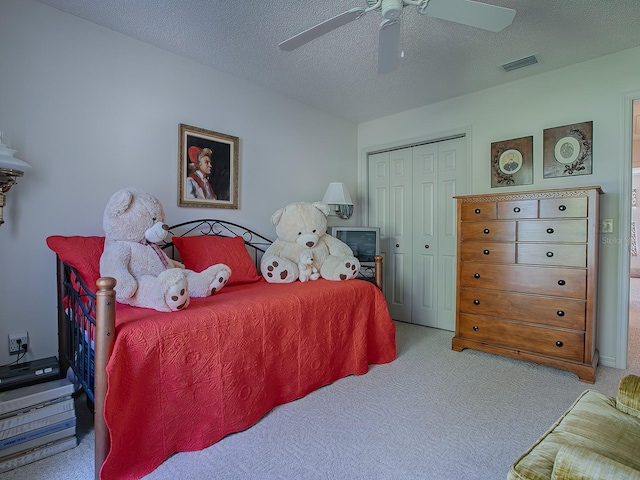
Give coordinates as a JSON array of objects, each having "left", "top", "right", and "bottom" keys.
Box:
[{"left": 101, "top": 278, "right": 396, "bottom": 480}]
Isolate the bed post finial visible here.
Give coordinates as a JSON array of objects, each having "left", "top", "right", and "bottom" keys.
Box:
[
  {"left": 94, "top": 277, "right": 116, "bottom": 479},
  {"left": 374, "top": 255, "right": 383, "bottom": 290}
]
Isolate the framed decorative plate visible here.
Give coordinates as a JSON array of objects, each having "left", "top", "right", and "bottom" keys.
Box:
[
  {"left": 543, "top": 121, "right": 592, "bottom": 178},
  {"left": 491, "top": 136, "right": 533, "bottom": 188},
  {"left": 499, "top": 149, "right": 523, "bottom": 174}
]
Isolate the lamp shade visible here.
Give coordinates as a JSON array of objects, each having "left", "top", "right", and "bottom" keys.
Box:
[
  {"left": 0, "top": 143, "right": 32, "bottom": 173},
  {"left": 322, "top": 182, "right": 353, "bottom": 205}
]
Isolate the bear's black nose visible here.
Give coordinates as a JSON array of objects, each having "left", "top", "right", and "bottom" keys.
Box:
[{"left": 306, "top": 241, "right": 315, "bottom": 247}]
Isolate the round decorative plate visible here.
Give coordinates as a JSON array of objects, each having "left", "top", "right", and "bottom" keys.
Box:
[
  {"left": 554, "top": 136, "right": 580, "bottom": 164},
  {"left": 498, "top": 149, "right": 523, "bottom": 175}
]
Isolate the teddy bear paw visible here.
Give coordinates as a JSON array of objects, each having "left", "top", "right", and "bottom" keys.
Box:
[
  {"left": 165, "top": 275, "right": 190, "bottom": 311},
  {"left": 337, "top": 260, "right": 359, "bottom": 281},
  {"left": 209, "top": 267, "right": 231, "bottom": 295},
  {"left": 263, "top": 259, "right": 297, "bottom": 283}
]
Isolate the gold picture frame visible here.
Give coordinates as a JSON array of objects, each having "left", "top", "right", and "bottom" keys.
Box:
[
  {"left": 491, "top": 136, "right": 533, "bottom": 188},
  {"left": 543, "top": 121, "right": 593, "bottom": 178},
  {"left": 178, "top": 123, "right": 239, "bottom": 209}
]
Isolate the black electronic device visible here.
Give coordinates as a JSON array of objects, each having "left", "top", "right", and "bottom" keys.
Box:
[{"left": 0, "top": 357, "right": 60, "bottom": 392}]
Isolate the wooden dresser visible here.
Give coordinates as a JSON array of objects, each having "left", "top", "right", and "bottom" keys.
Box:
[{"left": 452, "top": 186, "right": 601, "bottom": 383}]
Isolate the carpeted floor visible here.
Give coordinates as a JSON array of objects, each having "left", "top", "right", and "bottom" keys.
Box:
[{"left": 1, "top": 292, "right": 639, "bottom": 480}]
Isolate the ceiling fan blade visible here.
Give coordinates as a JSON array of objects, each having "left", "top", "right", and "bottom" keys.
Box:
[
  {"left": 422, "top": 0, "right": 515, "bottom": 32},
  {"left": 378, "top": 19, "right": 401, "bottom": 74},
  {"left": 279, "top": 7, "right": 366, "bottom": 51}
]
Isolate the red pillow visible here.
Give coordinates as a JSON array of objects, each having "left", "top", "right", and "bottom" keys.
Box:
[
  {"left": 46, "top": 236, "right": 105, "bottom": 289},
  {"left": 172, "top": 235, "right": 261, "bottom": 286}
]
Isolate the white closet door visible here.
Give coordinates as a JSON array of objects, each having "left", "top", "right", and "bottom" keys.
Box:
[
  {"left": 368, "top": 152, "right": 390, "bottom": 242},
  {"left": 387, "top": 148, "right": 413, "bottom": 322},
  {"left": 411, "top": 143, "right": 438, "bottom": 327},
  {"left": 368, "top": 137, "right": 467, "bottom": 327},
  {"left": 436, "top": 137, "right": 467, "bottom": 330}
]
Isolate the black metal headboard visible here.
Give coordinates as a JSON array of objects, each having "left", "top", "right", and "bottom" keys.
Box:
[{"left": 159, "top": 219, "right": 273, "bottom": 270}]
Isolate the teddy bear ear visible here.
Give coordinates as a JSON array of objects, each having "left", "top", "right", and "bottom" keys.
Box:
[
  {"left": 271, "top": 207, "right": 285, "bottom": 226},
  {"left": 312, "top": 202, "right": 330, "bottom": 217},
  {"left": 105, "top": 188, "right": 135, "bottom": 217}
]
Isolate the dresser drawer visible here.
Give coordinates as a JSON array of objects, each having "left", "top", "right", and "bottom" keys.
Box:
[
  {"left": 458, "top": 314, "right": 585, "bottom": 362},
  {"left": 539, "top": 196, "right": 588, "bottom": 218},
  {"left": 497, "top": 200, "right": 538, "bottom": 219},
  {"left": 461, "top": 221, "right": 515, "bottom": 242},
  {"left": 460, "top": 202, "right": 496, "bottom": 221},
  {"left": 517, "top": 244, "right": 587, "bottom": 268},
  {"left": 459, "top": 263, "right": 586, "bottom": 299},
  {"left": 459, "top": 288, "right": 586, "bottom": 330},
  {"left": 459, "top": 242, "right": 515, "bottom": 263},
  {"left": 517, "top": 219, "right": 587, "bottom": 243}
]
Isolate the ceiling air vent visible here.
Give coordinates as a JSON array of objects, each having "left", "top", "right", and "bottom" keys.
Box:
[{"left": 501, "top": 55, "right": 538, "bottom": 72}]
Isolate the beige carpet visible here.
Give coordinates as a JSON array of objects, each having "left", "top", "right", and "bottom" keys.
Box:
[{"left": 1, "top": 301, "right": 639, "bottom": 480}]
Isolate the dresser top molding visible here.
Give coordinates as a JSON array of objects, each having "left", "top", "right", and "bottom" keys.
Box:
[{"left": 454, "top": 186, "right": 603, "bottom": 203}]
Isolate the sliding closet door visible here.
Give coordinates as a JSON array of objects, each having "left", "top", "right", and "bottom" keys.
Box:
[
  {"left": 368, "top": 136, "right": 467, "bottom": 328},
  {"left": 368, "top": 148, "right": 412, "bottom": 322},
  {"left": 411, "top": 143, "right": 438, "bottom": 327},
  {"left": 436, "top": 137, "right": 467, "bottom": 330}
]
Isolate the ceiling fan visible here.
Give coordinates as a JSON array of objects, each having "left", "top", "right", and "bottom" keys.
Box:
[{"left": 279, "top": 0, "right": 516, "bottom": 74}]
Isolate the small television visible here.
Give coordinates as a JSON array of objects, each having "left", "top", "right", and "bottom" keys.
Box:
[{"left": 330, "top": 226, "right": 380, "bottom": 267}]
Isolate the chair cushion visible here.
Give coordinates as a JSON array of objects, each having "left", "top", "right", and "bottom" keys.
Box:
[
  {"left": 508, "top": 390, "right": 640, "bottom": 480},
  {"left": 551, "top": 445, "right": 640, "bottom": 480},
  {"left": 617, "top": 374, "right": 640, "bottom": 419}
]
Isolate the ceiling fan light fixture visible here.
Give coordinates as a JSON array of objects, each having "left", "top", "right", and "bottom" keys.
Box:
[{"left": 381, "top": 0, "right": 403, "bottom": 20}]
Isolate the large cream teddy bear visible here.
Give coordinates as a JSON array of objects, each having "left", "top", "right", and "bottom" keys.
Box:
[
  {"left": 261, "top": 201, "right": 360, "bottom": 283},
  {"left": 99, "top": 188, "right": 231, "bottom": 312}
]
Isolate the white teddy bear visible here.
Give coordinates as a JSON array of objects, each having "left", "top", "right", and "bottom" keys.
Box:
[
  {"left": 261, "top": 201, "right": 360, "bottom": 283},
  {"left": 99, "top": 188, "right": 231, "bottom": 312},
  {"left": 298, "top": 249, "right": 320, "bottom": 282}
]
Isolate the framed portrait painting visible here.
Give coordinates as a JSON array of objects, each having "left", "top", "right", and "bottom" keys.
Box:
[
  {"left": 490, "top": 136, "right": 533, "bottom": 188},
  {"left": 178, "top": 123, "right": 239, "bottom": 209},
  {"left": 543, "top": 121, "right": 593, "bottom": 178}
]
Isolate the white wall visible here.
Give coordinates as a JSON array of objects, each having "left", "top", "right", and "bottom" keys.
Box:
[
  {"left": 358, "top": 46, "right": 640, "bottom": 368},
  {"left": 0, "top": 1, "right": 359, "bottom": 365}
]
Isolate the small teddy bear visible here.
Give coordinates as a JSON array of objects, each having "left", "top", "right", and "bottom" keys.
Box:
[
  {"left": 298, "top": 249, "right": 320, "bottom": 282},
  {"left": 99, "top": 188, "right": 231, "bottom": 312}
]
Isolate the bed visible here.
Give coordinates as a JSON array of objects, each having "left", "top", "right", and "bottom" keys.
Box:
[{"left": 46, "top": 220, "right": 396, "bottom": 480}]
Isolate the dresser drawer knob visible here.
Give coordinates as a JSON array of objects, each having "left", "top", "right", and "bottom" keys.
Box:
[
  {"left": 483, "top": 228, "right": 490, "bottom": 234},
  {"left": 473, "top": 325, "right": 479, "bottom": 331},
  {"left": 473, "top": 299, "right": 480, "bottom": 305},
  {"left": 557, "top": 310, "right": 565, "bottom": 317},
  {"left": 546, "top": 251, "right": 554, "bottom": 258},
  {"left": 483, "top": 249, "right": 490, "bottom": 255},
  {"left": 474, "top": 273, "right": 480, "bottom": 279},
  {"left": 558, "top": 279, "right": 566, "bottom": 286},
  {"left": 396, "top": 244, "right": 400, "bottom": 248},
  {"left": 474, "top": 208, "right": 481, "bottom": 214},
  {"left": 513, "top": 207, "right": 521, "bottom": 213},
  {"left": 546, "top": 228, "right": 555, "bottom": 234},
  {"left": 558, "top": 205, "right": 567, "bottom": 211},
  {"left": 425, "top": 244, "right": 430, "bottom": 249},
  {"left": 555, "top": 341, "right": 563, "bottom": 347}
]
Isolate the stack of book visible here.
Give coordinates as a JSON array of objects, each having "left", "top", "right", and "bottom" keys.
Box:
[{"left": 0, "top": 378, "right": 77, "bottom": 473}]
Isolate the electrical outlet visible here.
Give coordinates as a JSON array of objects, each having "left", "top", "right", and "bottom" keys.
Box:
[{"left": 8, "top": 332, "right": 28, "bottom": 355}]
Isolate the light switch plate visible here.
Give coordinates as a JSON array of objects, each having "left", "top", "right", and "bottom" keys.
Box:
[{"left": 600, "top": 219, "right": 614, "bottom": 234}]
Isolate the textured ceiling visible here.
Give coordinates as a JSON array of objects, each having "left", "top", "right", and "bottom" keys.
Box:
[{"left": 33, "top": 0, "right": 640, "bottom": 123}]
